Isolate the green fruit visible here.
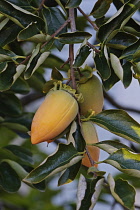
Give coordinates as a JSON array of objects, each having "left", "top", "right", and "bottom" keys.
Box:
[{"left": 78, "top": 75, "right": 104, "bottom": 116}]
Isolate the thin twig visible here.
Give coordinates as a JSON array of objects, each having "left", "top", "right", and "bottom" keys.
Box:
[
  {"left": 69, "top": 8, "right": 77, "bottom": 90},
  {"left": 60, "top": 58, "right": 70, "bottom": 69},
  {"left": 86, "top": 146, "right": 95, "bottom": 166},
  {"left": 104, "top": 91, "right": 140, "bottom": 114},
  {"left": 41, "top": 18, "right": 70, "bottom": 49},
  {"left": 87, "top": 41, "right": 100, "bottom": 53},
  {"left": 38, "top": 0, "right": 46, "bottom": 10},
  {"left": 77, "top": 6, "right": 99, "bottom": 30}
]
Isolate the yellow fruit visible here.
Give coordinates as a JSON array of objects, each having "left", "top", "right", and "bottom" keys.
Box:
[
  {"left": 81, "top": 121, "right": 99, "bottom": 168},
  {"left": 78, "top": 75, "right": 104, "bottom": 116},
  {"left": 31, "top": 89, "right": 78, "bottom": 144}
]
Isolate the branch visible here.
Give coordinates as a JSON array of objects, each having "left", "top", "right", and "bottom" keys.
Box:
[
  {"left": 87, "top": 41, "right": 100, "bottom": 53},
  {"left": 77, "top": 6, "right": 99, "bottom": 30},
  {"left": 104, "top": 91, "right": 140, "bottom": 114},
  {"left": 69, "top": 8, "right": 76, "bottom": 89}
]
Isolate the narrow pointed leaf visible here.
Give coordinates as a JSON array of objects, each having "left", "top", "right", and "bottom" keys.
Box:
[
  {"left": 57, "top": 32, "right": 92, "bottom": 44},
  {"left": 122, "top": 61, "right": 132, "bottom": 88},
  {"left": 91, "top": 109, "right": 140, "bottom": 144},
  {"left": 74, "top": 45, "right": 91, "bottom": 67},
  {"left": 66, "top": 0, "right": 82, "bottom": 8},
  {"left": 104, "top": 148, "right": 140, "bottom": 177},
  {"left": 108, "top": 174, "right": 135, "bottom": 210},
  {"left": 24, "top": 143, "right": 83, "bottom": 184},
  {"left": 110, "top": 53, "right": 123, "bottom": 81}
]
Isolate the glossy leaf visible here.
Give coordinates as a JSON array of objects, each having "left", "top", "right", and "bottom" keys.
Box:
[
  {"left": 94, "top": 46, "right": 111, "bottom": 80},
  {"left": 91, "top": 109, "right": 140, "bottom": 144},
  {"left": 108, "top": 174, "right": 135, "bottom": 210},
  {"left": 120, "top": 39, "right": 140, "bottom": 61},
  {"left": 74, "top": 44, "right": 91, "bottom": 67},
  {"left": 0, "top": 161, "right": 21, "bottom": 192},
  {"left": 58, "top": 161, "right": 81, "bottom": 186},
  {"left": 124, "top": 18, "right": 140, "bottom": 37},
  {"left": 107, "top": 32, "right": 138, "bottom": 50},
  {"left": 24, "top": 143, "right": 83, "bottom": 184},
  {"left": 77, "top": 174, "right": 104, "bottom": 210},
  {"left": 98, "top": 0, "right": 140, "bottom": 43},
  {"left": 90, "top": 0, "right": 113, "bottom": 19},
  {"left": 0, "top": 0, "right": 44, "bottom": 30},
  {"left": 0, "top": 92, "right": 22, "bottom": 116},
  {"left": 0, "top": 23, "right": 21, "bottom": 47},
  {"left": 57, "top": 32, "right": 92, "bottom": 44},
  {"left": 104, "top": 149, "right": 140, "bottom": 177},
  {"left": 96, "top": 140, "right": 134, "bottom": 154},
  {"left": 66, "top": 0, "right": 82, "bottom": 8},
  {"left": 122, "top": 61, "right": 132, "bottom": 88}
]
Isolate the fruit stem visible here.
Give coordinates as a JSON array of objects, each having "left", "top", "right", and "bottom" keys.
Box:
[{"left": 86, "top": 146, "right": 95, "bottom": 166}]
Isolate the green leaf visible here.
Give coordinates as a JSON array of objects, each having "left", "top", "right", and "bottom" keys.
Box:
[
  {"left": 4, "top": 145, "right": 33, "bottom": 166},
  {"left": 122, "top": 61, "right": 132, "bottom": 88},
  {"left": 24, "top": 143, "right": 83, "bottom": 184},
  {"left": 110, "top": 53, "right": 123, "bottom": 81},
  {"left": 10, "top": 77, "right": 30, "bottom": 94},
  {"left": 0, "top": 161, "right": 21, "bottom": 192},
  {"left": 24, "top": 44, "right": 50, "bottom": 79},
  {"left": 107, "top": 32, "right": 138, "bottom": 50},
  {"left": 124, "top": 18, "right": 140, "bottom": 37},
  {"left": 74, "top": 44, "right": 91, "bottom": 67},
  {"left": 120, "top": 39, "right": 140, "bottom": 61},
  {"left": 77, "top": 174, "right": 104, "bottom": 210},
  {"left": 97, "top": 0, "right": 140, "bottom": 43},
  {"left": 0, "top": 0, "right": 44, "bottom": 30},
  {"left": 0, "top": 92, "right": 22, "bottom": 116},
  {"left": 91, "top": 109, "right": 140, "bottom": 144},
  {"left": 66, "top": 0, "right": 82, "bottom": 8},
  {"left": 51, "top": 67, "right": 63, "bottom": 81},
  {"left": 108, "top": 174, "right": 135, "bottom": 210},
  {"left": 0, "top": 62, "right": 25, "bottom": 91},
  {"left": 0, "top": 126, "right": 16, "bottom": 147},
  {"left": 0, "top": 22, "right": 21, "bottom": 47},
  {"left": 104, "top": 149, "right": 140, "bottom": 177},
  {"left": 96, "top": 140, "right": 134, "bottom": 154},
  {"left": 43, "top": 79, "right": 58, "bottom": 94},
  {"left": 90, "top": 0, "right": 113, "bottom": 19},
  {"left": 94, "top": 46, "right": 111, "bottom": 80},
  {"left": 58, "top": 161, "right": 81, "bottom": 186},
  {"left": 57, "top": 32, "right": 92, "bottom": 44}
]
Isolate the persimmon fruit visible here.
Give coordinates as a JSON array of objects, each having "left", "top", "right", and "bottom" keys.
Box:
[
  {"left": 81, "top": 121, "right": 100, "bottom": 168},
  {"left": 31, "top": 89, "right": 78, "bottom": 144}
]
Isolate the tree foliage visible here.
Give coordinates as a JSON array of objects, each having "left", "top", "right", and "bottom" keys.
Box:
[{"left": 0, "top": 0, "right": 140, "bottom": 209}]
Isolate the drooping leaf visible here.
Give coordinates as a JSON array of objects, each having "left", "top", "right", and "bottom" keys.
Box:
[
  {"left": 97, "top": 0, "right": 140, "bottom": 43},
  {"left": 0, "top": 161, "right": 21, "bottom": 192},
  {"left": 90, "top": 0, "right": 113, "bottom": 19},
  {"left": 57, "top": 32, "right": 92, "bottom": 44},
  {"left": 104, "top": 149, "right": 140, "bottom": 177},
  {"left": 74, "top": 44, "right": 91, "bottom": 67},
  {"left": 24, "top": 143, "right": 83, "bottom": 184},
  {"left": 108, "top": 174, "right": 135, "bottom": 210},
  {"left": 122, "top": 61, "right": 132, "bottom": 88},
  {"left": 91, "top": 109, "right": 140, "bottom": 144},
  {"left": 77, "top": 174, "right": 104, "bottom": 210},
  {"left": 94, "top": 46, "right": 111, "bottom": 80}
]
